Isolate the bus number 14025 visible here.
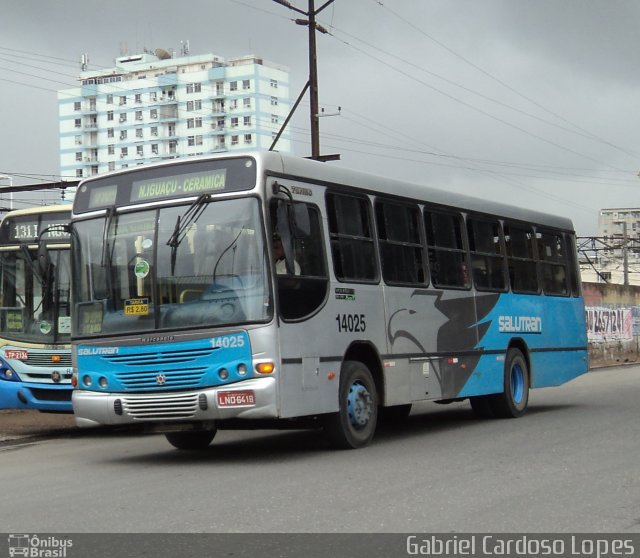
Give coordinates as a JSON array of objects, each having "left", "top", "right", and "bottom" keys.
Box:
[{"left": 336, "top": 314, "right": 366, "bottom": 333}]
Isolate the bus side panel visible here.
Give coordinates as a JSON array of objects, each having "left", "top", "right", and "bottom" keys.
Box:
[
  {"left": 277, "top": 284, "right": 387, "bottom": 418},
  {"left": 459, "top": 293, "right": 588, "bottom": 396},
  {"left": 530, "top": 349, "right": 590, "bottom": 388},
  {"left": 384, "top": 287, "right": 484, "bottom": 401}
]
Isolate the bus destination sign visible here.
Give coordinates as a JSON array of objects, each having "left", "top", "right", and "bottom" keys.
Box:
[
  {"left": 74, "top": 157, "right": 256, "bottom": 213},
  {"left": 0, "top": 213, "right": 71, "bottom": 243},
  {"left": 131, "top": 169, "right": 227, "bottom": 203}
]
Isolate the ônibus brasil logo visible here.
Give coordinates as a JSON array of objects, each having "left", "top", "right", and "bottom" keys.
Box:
[{"left": 7, "top": 534, "right": 73, "bottom": 557}]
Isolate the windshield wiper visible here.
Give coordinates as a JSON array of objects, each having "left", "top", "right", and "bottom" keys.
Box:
[
  {"left": 212, "top": 226, "right": 245, "bottom": 285},
  {"left": 167, "top": 194, "right": 211, "bottom": 249},
  {"left": 167, "top": 193, "right": 210, "bottom": 275}
]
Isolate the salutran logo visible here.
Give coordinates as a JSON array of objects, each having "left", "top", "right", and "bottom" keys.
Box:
[
  {"left": 498, "top": 315, "right": 542, "bottom": 334},
  {"left": 77, "top": 347, "right": 119, "bottom": 356}
]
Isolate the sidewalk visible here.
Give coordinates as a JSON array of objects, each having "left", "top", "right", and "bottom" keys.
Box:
[{"left": 0, "top": 409, "right": 77, "bottom": 442}]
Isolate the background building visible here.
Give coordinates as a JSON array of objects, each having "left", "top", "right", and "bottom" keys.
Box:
[
  {"left": 59, "top": 49, "right": 291, "bottom": 178},
  {"left": 579, "top": 208, "right": 640, "bottom": 286}
]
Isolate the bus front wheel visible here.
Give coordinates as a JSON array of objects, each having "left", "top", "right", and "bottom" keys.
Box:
[
  {"left": 165, "top": 429, "right": 217, "bottom": 450},
  {"left": 324, "top": 361, "right": 378, "bottom": 449}
]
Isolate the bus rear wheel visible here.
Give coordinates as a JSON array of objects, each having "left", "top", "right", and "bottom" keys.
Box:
[
  {"left": 491, "top": 348, "right": 530, "bottom": 418},
  {"left": 165, "top": 429, "right": 217, "bottom": 450},
  {"left": 470, "top": 348, "right": 530, "bottom": 419},
  {"left": 324, "top": 360, "right": 378, "bottom": 449}
]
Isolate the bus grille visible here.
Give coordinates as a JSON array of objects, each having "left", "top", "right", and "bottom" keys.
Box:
[
  {"left": 30, "top": 388, "right": 72, "bottom": 402},
  {"left": 121, "top": 393, "right": 199, "bottom": 421},
  {"left": 25, "top": 352, "right": 72, "bottom": 367},
  {"left": 114, "top": 368, "right": 207, "bottom": 390},
  {"left": 104, "top": 347, "right": 214, "bottom": 366},
  {"left": 103, "top": 346, "right": 215, "bottom": 392}
]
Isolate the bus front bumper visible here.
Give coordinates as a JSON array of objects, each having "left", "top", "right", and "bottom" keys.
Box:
[
  {"left": 0, "top": 381, "right": 73, "bottom": 412},
  {"left": 72, "top": 376, "right": 278, "bottom": 428}
]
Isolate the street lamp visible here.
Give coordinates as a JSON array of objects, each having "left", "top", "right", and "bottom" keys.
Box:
[{"left": 0, "top": 174, "right": 13, "bottom": 211}]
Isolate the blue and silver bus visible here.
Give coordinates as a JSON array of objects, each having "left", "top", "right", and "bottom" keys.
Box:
[
  {"left": 70, "top": 152, "right": 588, "bottom": 449},
  {"left": 0, "top": 206, "right": 73, "bottom": 412}
]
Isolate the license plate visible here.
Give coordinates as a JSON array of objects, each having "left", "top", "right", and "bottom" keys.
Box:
[
  {"left": 217, "top": 390, "right": 256, "bottom": 407},
  {"left": 5, "top": 349, "right": 28, "bottom": 360}
]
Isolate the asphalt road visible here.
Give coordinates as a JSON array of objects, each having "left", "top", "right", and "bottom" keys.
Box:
[{"left": 1, "top": 365, "right": 639, "bottom": 534}]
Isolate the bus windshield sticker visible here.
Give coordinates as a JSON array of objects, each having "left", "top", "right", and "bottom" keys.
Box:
[
  {"left": 335, "top": 287, "right": 356, "bottom": 301},
  {"left": 131, "top": 169, "right": 227, "bottom": 203},
  {"left": 39, "top": 321, "right": 52, "bottom": 335},
  {"left": 134, "top": 260, "right": 150, "bottom": 278},
  {"left": 124, "top": 298, "right": 150, "bottom": 316},
  {"left": 77, "top": 303, "right": 104, "bottom": 335},
  {"left": 58, "top": 316, "right": 71, "bottom": 334},
  {"left": 3, "top": 308, "right": 24, "bottom": 332}
]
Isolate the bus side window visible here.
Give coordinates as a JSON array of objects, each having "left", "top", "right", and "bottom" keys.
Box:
[
  {"left": 270, "top": 199, "right": 329, "bottom": 321},
  {"left": 466, "top": 217, "right": 506, "bottom": 291},
  {"left": 424, "top": 208, "right": 469, "bottom": 289},
  {"left": 504, "top": 223, "right": 539, "bottom": 294},
  {"left": 375, "top": 199, "right": 426, "bottom": 285},
  {"left": 565, "top": 233, "right": 581, "bottom": 297},
  {"left": 326, "top": 192, "right": 378, "bottom": 283},
  {"left": 537, "top": 229, "right": 569, "bottom": 296}
]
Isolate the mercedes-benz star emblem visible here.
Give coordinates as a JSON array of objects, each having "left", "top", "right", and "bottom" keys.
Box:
[
  {"left": 156, "top": 373, "right": 167, "bottom": 385},
  {"left": 51, "top": 370, "right": 61, "bottom": 383}
]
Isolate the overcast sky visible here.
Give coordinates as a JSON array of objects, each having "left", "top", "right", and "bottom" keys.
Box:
[{"left": 1, "top": 0, "right": 640, "bottom": 234}]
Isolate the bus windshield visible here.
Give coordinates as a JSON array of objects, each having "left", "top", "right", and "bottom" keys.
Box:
[
  {"left": 0, "top": 246, "right": 71, "bottom": 344},
  {"left": 72, "top": 196, "right": 271, "bottom": 337}
]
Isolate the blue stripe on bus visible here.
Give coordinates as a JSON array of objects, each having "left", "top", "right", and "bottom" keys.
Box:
[{"left": 458, "top": 293, "right": 588, "bottom": 397}]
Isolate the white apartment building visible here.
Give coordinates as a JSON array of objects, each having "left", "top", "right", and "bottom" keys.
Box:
[
  {"left": 59, "top": 50, "right": 291, "bottom": 178},
  {"left": 580, "top": 208, "right": 640, "bottom": 285}
]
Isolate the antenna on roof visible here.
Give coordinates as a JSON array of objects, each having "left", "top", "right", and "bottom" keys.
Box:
[
  {"left": 80, "top": 53, "right": 89, "bottom": 71},
  {"left": 180, "top": 40, "right": 190, "bottom": 57}
]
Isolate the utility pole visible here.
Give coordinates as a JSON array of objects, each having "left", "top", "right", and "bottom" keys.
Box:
[{"left": 272, "top": 0, "right": 339, "bottom": 161}]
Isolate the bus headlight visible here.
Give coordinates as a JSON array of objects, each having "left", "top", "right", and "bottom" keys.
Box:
[
  {"left": 0, "top": 363, "right": 20, "bottom": 382},
  {"left": 237, "top": 363, "right": 247, "bottom": 376},
  {"left": 82, "top": 375, "right": 92, "bottom": 387},
  {"left": 99, "top": 377, "right": 109, "bottom": 389}
]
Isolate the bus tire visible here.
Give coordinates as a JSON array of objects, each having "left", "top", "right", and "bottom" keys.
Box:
[
  {"left": 165, "top": 429, "right": 217, "bottom": 450},
  {"left": 490, "top": 348, "right": 530, "bottom": 418},
  {"left": 324, "top": 361, "right": 378, "bottom": 449}
]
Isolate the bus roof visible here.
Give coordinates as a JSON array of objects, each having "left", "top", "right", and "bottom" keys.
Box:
[
  {"left": 1, "top": 204, "right": 72, "bottom": 220},
  {"left": 265, "top": 151, "right": 575, "bottom": 232}
]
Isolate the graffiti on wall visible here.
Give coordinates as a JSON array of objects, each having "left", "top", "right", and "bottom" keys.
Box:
[{"left": 585, "top": 307, "right": 633, "bottom": 341}]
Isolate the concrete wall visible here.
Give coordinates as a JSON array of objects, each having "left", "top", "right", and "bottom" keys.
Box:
[{"left": 583, "top": 282, "right": 640, "bottom": 368}]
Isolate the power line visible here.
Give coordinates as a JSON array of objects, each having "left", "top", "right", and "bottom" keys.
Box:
[{"left": 369, "top": 0, "right": 640, "bottom": 161}]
